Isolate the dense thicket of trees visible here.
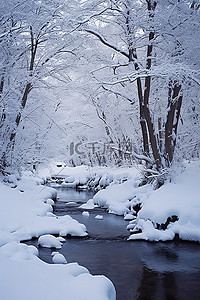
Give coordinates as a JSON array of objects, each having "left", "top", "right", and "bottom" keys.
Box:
[
  {"left": 0, "top": 0, "right": 80, "bottom": 173},
  {"left": 0, "top": 0, "right": 199, "bottom": 177},
  {"left": 79, "top": 0, "right": 200, "bottom": 174}
]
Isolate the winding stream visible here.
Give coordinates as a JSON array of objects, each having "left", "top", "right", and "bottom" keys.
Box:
[{"left": 27, "top": 187, "right": 200, "bottom": 300}]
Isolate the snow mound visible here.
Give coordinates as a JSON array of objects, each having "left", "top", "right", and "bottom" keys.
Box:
[
  {"left": 95, "top": 215, "right": 104, "bottom": 220},
  {"left": 52, "top": 252, "right": 67, "bottom": 264},
  {"left": 38, "top": 234, "right": 62, "bottom": 249},
  {"left": 124, "top": 213, "right": 135, "bottom": 221},
  {"left": 82, "top": 211, "right": 90, "bottom": 217},
  {"left": 93, "top": 181, "right": 151, "bottom": 216},
  {"left": 79, "top": 199, "right": 98, "bottom": 210}
]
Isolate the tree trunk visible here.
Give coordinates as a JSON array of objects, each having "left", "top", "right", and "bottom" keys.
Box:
[
  {"left": 9, "top": 82, "right": 32, "bottom": 143},
  {"left": 0, "top": 26, "right": 37, "bottom": 171},
  {"left": 165, "top": 82, "right": 183, "bottom": 164},
  {"left": 0, "top": 76, "right": 6, "bottom": 129},
  {"left": 140, "top": 1, "right": 161, "bottom": 169},
  {"left": 129, "top": 48, "right": 150, "bottom": 156}
]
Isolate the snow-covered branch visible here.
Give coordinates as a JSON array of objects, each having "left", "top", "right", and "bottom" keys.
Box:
[{"left": 83, "top": 28, "right": 129, "bottom": 58}]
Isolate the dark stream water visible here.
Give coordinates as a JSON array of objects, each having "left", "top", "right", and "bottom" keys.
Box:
[{"left": 27, "top": 187, "right": 200, "bottom": 300}]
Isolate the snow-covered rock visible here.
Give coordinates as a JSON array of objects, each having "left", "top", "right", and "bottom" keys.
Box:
[
  {"left": 52, "top": 252, "right": 67, "bottom": 264},
  {"left": 38, "top": 163, "right": 139, "bottom": 190},
  {"left": 38, "top": 235, "right": 62, "bottom": 249},
  {"left": 79, "top": 199, "right": 98, "bottom": 210},
  {"left": 82, "top": 211, "right": 90, "bottom": 217},
  {"left": 95, "top": 215, "right": 104, "bottom": 220},
  {"left": 0, "top": 242, "right": 38, "bottom": 261}
]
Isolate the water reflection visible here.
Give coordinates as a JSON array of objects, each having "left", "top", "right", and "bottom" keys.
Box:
[{"left": 137, "top": 242, "right": 200, "bottom": 300}]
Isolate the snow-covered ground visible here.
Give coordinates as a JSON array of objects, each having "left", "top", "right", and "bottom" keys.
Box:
[{"left": 0, "top": 172, "right": 116, "bottom": 300}]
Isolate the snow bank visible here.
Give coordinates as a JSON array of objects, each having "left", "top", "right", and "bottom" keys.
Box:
[
  {"left": 37, "top": 163, "right": 139, "bottom": 190},
  {"left": 0, "top": 244, "right": 116, "bottom": 300},
  {"left": 93, "top": 181, "right": 152, "bottom": 216},
  {"left": 0, "top": 172, "right": 116, "bottom": 300},
  {"left": 93, "top": 182, "right": 133, "bottom": 215},
  {"left": 0, "top": 172, "right": 87, "bottom": 243},
  {"left": 129, "top": 161, "right": 200, "bottom": 242}
]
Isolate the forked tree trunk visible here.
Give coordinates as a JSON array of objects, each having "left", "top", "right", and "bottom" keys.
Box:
[{"left": 133, "top": 0, "right": 161, "bottom": 170}]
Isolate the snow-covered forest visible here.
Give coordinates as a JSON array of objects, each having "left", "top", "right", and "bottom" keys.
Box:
[{"left": 0, "top": 1, "right": 200, "bottom": 300}]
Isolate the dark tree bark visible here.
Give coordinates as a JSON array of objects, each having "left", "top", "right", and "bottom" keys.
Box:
[
  {"left": 8, "top": 26, "right": 37, "bottom": 145},
  {"left": 126, "top": 6, "right": 149, "bottom": 156},
  {"left": 135, "top": 0, "right": 161, "bottom": 169},
  {"left": 0, "top": 75, "right": 6, "bottom": 129},
  {"left": 165, "top": 82, "right": 183, "bottom": 164}
]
